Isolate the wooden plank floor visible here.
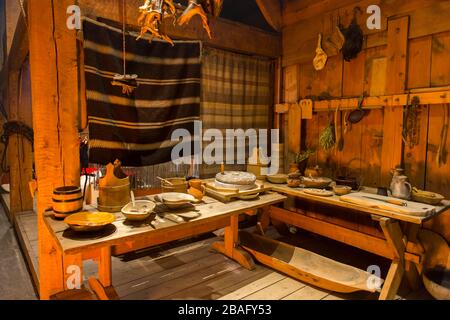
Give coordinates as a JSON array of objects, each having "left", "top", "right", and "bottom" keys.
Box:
[
  {"left": 10, "top": 204, "right": 435, "bottom": 300},
  {"left": 0, "top": 202, "right": 37, "bottom": 299}
]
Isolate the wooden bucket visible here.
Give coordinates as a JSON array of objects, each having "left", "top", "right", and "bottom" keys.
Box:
[
  {"left": 52, "top": 186, "right": 83, "bottom": 217},
  {"left": 98, "top": 183, "right": 131, "bottom": 209},
  {"left": 161, "top": 178, "right": 188, "bottom": 193},
  {"left": 97, "top": 161, "right": 131, "bottom": 212}
]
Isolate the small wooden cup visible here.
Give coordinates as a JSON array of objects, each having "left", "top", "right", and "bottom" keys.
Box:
[{"left": 188, "top": 179, "right": 206, "bottom": 201}]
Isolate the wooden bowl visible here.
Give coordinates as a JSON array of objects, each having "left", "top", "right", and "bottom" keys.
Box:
[
  {"left": 267, "top": 174, "right": 288, "bottom": 184},
  {"left": 64, "top": 212, "right": 116, "bottom": 232},
  {"left": 161, "top": 178, "right": 188, "bottom": 194},
  {"left": 287, "top": 179, "right": 301, "bottom": 188},
  {"left": 423, "top": 268, "right": 450, "bottom": 300},
  {"left": 301, "top": 177, "right": 332, "bottom": 189},
  {"left": 333, "top": 185, "right": 352, "bottom": 196},
  {"left": 161, "top": 193, "right": 196, "bottom": 209},
  {"left": 412, "top": 189, "right": 445, "bottom": 205},
  {"left": 121, "top": 200, "right": 156, "bottom": 221},
  {"left": 335, "top": 176, "right": 359, "bottom": 190}
]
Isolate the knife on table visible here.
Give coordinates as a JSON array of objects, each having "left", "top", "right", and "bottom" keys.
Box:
[{"left": 362, "top": 196, "right": 408, "bottom": 207}]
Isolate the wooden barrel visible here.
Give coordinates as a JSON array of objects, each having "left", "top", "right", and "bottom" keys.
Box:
[{"left": 52, "top": 186, "right": 83, "bottom": 217}]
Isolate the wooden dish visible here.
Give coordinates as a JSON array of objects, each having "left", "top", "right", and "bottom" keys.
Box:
[
  {"left": 333, "top": 185, "right": 352, "bottom": 196},
  {"left": 64, "top": 212, "right": 116, "bottom": 232},
  {"left": 422, "top": 268, "right": 450, "bottom": 300},
  {"left": 121, "top": 200, "right": 156, "bottom": 221},
  {"left": 161, "top": 192, "right": 196, "bottom": 209},
  {"left": 412, "top": 188, "right": 445, "bottom": 205},
  {"left": 303, "top": 188, "right": 334, "bottom": 197},
  {"left": 161, "top": 178, "right": 188, "bottom": 194},
  {"left": 287, "top": 179, "right": 301, "bottom": 188},
  {"left": 215, "top": 171, "right": 257, "bottom": 186},
  {"left": 238, "top": 193, "right": 260, "bottom": 200},
  {"left": 214, "top": 180, "right": 257, "bottom": 191},
  {"left": 301, "top": 177, "right": 333, "bottom": 189},
  {"left": 267, "top": 174, "right": 288, "bottom": 184}
]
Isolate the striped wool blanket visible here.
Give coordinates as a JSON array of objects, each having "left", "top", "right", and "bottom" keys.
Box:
[{"left": 83, "top": 18, "right": 201, "bottom": 167}]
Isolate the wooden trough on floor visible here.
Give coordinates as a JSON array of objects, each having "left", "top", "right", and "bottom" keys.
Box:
[{"left": 239, "top": 231, "right": 383, "bottom": 293}]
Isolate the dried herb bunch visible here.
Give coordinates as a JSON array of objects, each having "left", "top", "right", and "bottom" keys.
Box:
[
  {"left": 319, "top": 123, "right": 336, "bottom": 151},
  {"left": 295, "top": 149, "right": 315, "bottom": 164}
]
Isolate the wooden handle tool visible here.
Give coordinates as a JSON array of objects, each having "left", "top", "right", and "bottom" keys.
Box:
[{"left": 362, "top": 196, "right": 408, "bottom": 207}]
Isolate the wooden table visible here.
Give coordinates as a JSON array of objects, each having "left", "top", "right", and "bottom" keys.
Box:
[
  {"left": 43, "top": 192, "right": 286, "bottom": 297},
  {"left": 264, "top": 183, "right": 450, "bottom": 300}
]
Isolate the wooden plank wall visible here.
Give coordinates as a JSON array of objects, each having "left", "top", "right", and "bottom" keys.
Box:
[{"left": 281, "top": 0, "right": 450, "bottom": 241}]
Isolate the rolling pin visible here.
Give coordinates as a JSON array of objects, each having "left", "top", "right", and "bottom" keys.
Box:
[{"left": 362, "top": 196, "right": 408, "bottom": 207}]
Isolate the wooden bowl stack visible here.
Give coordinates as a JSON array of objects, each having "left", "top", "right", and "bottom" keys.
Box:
[{"left": 52, "top": 186, "right": 83, "bottom": 219}]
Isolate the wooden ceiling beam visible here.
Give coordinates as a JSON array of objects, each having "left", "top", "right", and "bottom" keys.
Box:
[
  {"left": 282, "top": 0, "right": 359, "bottom": 26},
  {"left": 79, "top": 0, "right": 281, "bottom": 58},
  {"left": 256, "top": 0, "right": 282, "bottom": 32}
]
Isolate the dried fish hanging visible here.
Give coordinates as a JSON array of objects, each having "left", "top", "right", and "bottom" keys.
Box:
[
  {"left": 137, "top": 0, "right": 176, "bottom": 45},
  {"left": 112, "top": 0, "right": 139, "bottom": 95},
  {"left": 137, "top": 0, "right": 223, "bottom": 43},
  {"left": 178, "top": 0, "right": 222, "bottom": 39}
]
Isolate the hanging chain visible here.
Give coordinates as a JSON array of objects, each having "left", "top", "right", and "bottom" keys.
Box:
[{"left": 122, "top": 0, "right": 127, "bottom": 76}]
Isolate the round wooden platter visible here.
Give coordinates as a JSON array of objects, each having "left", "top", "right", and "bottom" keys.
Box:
[
  {"left": 64, "top": 212, "right": 116, "bottom": 232},
  {"left": 303, "top": 188, "right": 334, "bottom": 197}
]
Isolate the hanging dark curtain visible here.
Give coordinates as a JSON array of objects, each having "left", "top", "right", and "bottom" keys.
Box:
[{"left": 83, "top": 18, "right": 201, "bottom": 167}]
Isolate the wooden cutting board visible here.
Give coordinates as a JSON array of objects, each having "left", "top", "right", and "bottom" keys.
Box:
[
  {"left": 340, "top": 193, "right": 436, "bottom": 216},
  {"left": 204, "top": 179, "right": 272, "bottom": 202}
]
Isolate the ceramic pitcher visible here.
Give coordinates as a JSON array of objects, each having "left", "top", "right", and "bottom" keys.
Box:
[{"left": 390, "top": 175, "right": 412, "bottom": 200}]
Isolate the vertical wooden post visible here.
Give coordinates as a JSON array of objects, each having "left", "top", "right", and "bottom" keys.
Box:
[
  {"left": 380, "top": 16, "right": 410, "bottom": 186},
  {"left": 7, "top": 61, "right": 34, "bottom": 217},
  {"left": 4, "top": 12, "right": 33, "bottom": 219},
  {"left": 28, "top": 0, "right": 80, "bottom": 299},
  {"left": 283, "top": 65, "right": 301, "bottom": 168}
]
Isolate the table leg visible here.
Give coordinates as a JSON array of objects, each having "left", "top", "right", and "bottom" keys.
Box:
[
  {"left": 404, "top": 224, "right": 423, "bottom": 291},
  {"left": 212, "top": 214, "right": 255, "bottom": 270},
  {"left": 97, "top": 247, "right": 112, "bottom": 287},
  {"left": 378, "top": 218, "right": 406, "bottom": 300},
  {"left": 379, "top": 260, "right": 404, "bottom": 300},
  {"left": 258, "top": 206, "right": 271, "bottom": 232},
  {"left": 63, "top": 253, "right": 83, "bottom": 290}
]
